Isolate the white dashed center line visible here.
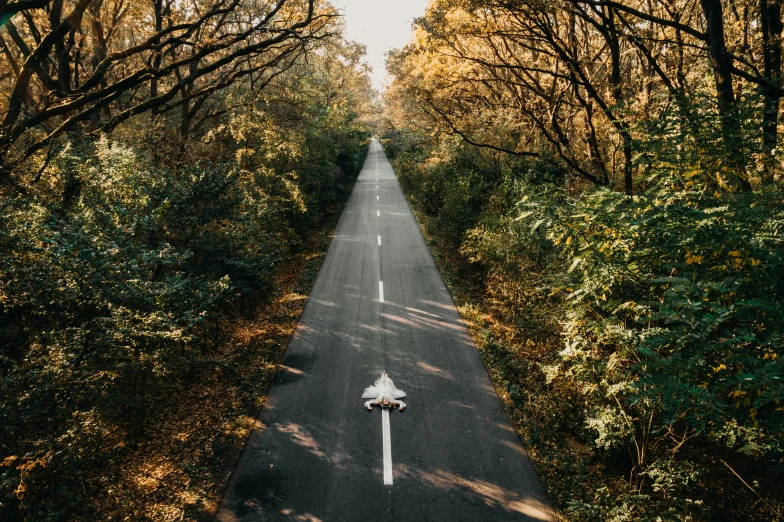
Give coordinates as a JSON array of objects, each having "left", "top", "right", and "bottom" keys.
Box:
[
  {"left": 382, "top": 409, "right": 393, "bottom": 486},
  {"left": 379, "top": 281, "right": 384, "bottom": 303}
]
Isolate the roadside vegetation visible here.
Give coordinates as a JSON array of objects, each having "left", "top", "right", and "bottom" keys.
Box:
[
  {"left": 382, "top": 0, "right": 784, "bottom": 519},
  {"left": 0, "top": 1, "right": 372, "bottom": 519}
]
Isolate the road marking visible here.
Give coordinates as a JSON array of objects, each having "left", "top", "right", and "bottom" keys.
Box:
[
  {"left": 377, "top": 210, "right": 380, "bottom": 217},
  {"left": 377, "top": 185, "right": 379, "bottom": 189},
  {"left": 378, "top": 235, "right": 381, "bottom": 246},
  {"left": 377, "top": 195, "right": 379, "bottom": 200},
  {"left": 382, "top": 409, "right": 393, "bottom": 486},
  {"left": 361, "top": 372, "right": 406, "bottom": 486},
  {"left": 379, "top": 281, "right": 384, "bottom": 302}
]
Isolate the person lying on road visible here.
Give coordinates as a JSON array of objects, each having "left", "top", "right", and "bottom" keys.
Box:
[{"left": 362, "top": 371, "right": 406, "bottom": 411}]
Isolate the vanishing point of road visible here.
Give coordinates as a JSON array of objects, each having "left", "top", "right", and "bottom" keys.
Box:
[{"left": 216, "top": 139, "right": 553, "bottom": 521}]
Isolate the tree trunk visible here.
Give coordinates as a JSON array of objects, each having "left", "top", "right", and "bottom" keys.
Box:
[
  {"left": 150, "top": 0, "right": 164, "bottom": 117},
  {"left": 761, "top": 0, "right": 782, "bottom": 183},
  {"left": 90, "top": 0, "right": 109, "bottom": 123},
  {"left": 607, "top": 7, "right": 634, "bottom": 194},
  {"left": 700, "top": 0, "right": 736, "bottom": 116},
  {"left": 700, "top": 0, "right": 751, "bottom": 189}
]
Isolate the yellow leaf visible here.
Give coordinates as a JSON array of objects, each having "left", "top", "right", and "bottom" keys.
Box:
[{"left": 1, "top": 456, "right": 18, "bottom": 467}]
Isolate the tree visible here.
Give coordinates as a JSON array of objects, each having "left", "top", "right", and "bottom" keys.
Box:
[
  {"left": 0, "top": 0, "right": 337, "bottom": 191},
  {"left": 386, "top": 0, "right": 784, "bottom": 192}
]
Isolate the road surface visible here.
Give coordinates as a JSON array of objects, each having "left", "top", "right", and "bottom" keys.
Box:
[{"left": 216, "top": 139, "right": 553, "bottom": 522}]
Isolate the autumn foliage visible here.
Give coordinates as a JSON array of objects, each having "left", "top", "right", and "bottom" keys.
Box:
[
  {"left": 383, "top": 0, "right": 784, "bottom": 519},
  {"left": 0, "top": 1, "right": 372, "bottom": 519}
]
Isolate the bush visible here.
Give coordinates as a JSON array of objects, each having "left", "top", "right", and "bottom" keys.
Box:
[
  {"left": 0, "top": 123, "right": 368, "bottom": 519},
  {"left": 383, "top": 126, "right": 784, "bottom": 520}
]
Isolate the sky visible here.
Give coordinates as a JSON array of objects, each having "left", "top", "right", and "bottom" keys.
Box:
[{"left": 330, "top": 0, "right": 431, "bottom": 91}]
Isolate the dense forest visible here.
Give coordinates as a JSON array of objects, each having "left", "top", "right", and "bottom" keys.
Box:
[
  {"left": 382, "top": 0, "right": 784, "bottom": 520},
  {"left": 2, "top": 0, "right": 784, "bottom": 520},
  {"left": 0, "top": 0, "right": 372, "bottom": 519}
]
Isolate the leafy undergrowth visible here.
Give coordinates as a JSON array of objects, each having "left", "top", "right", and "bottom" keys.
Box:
[
  {"left": 57, "top": 208, "right": 337, "bottom": 522},
  {"left": 403, "top": 193, "right": 783, "bottom": 522}
]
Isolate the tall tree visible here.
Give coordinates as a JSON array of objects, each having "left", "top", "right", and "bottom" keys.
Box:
[{"left": 0, "top": 0, "right": 336, "bottom": 191}]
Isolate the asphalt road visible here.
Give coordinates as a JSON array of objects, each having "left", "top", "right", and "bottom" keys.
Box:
[{"left": 216, "top": 139, "right": 553, "bottom": 522}]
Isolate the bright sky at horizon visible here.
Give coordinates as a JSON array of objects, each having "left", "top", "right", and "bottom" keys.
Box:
[{"left": 330, "top": 0, "right": 430, "bottom": 91}]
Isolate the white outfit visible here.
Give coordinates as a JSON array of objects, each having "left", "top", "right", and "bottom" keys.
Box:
[{"left": 362, "top": 372, "right": 406, "bottom": 410}]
